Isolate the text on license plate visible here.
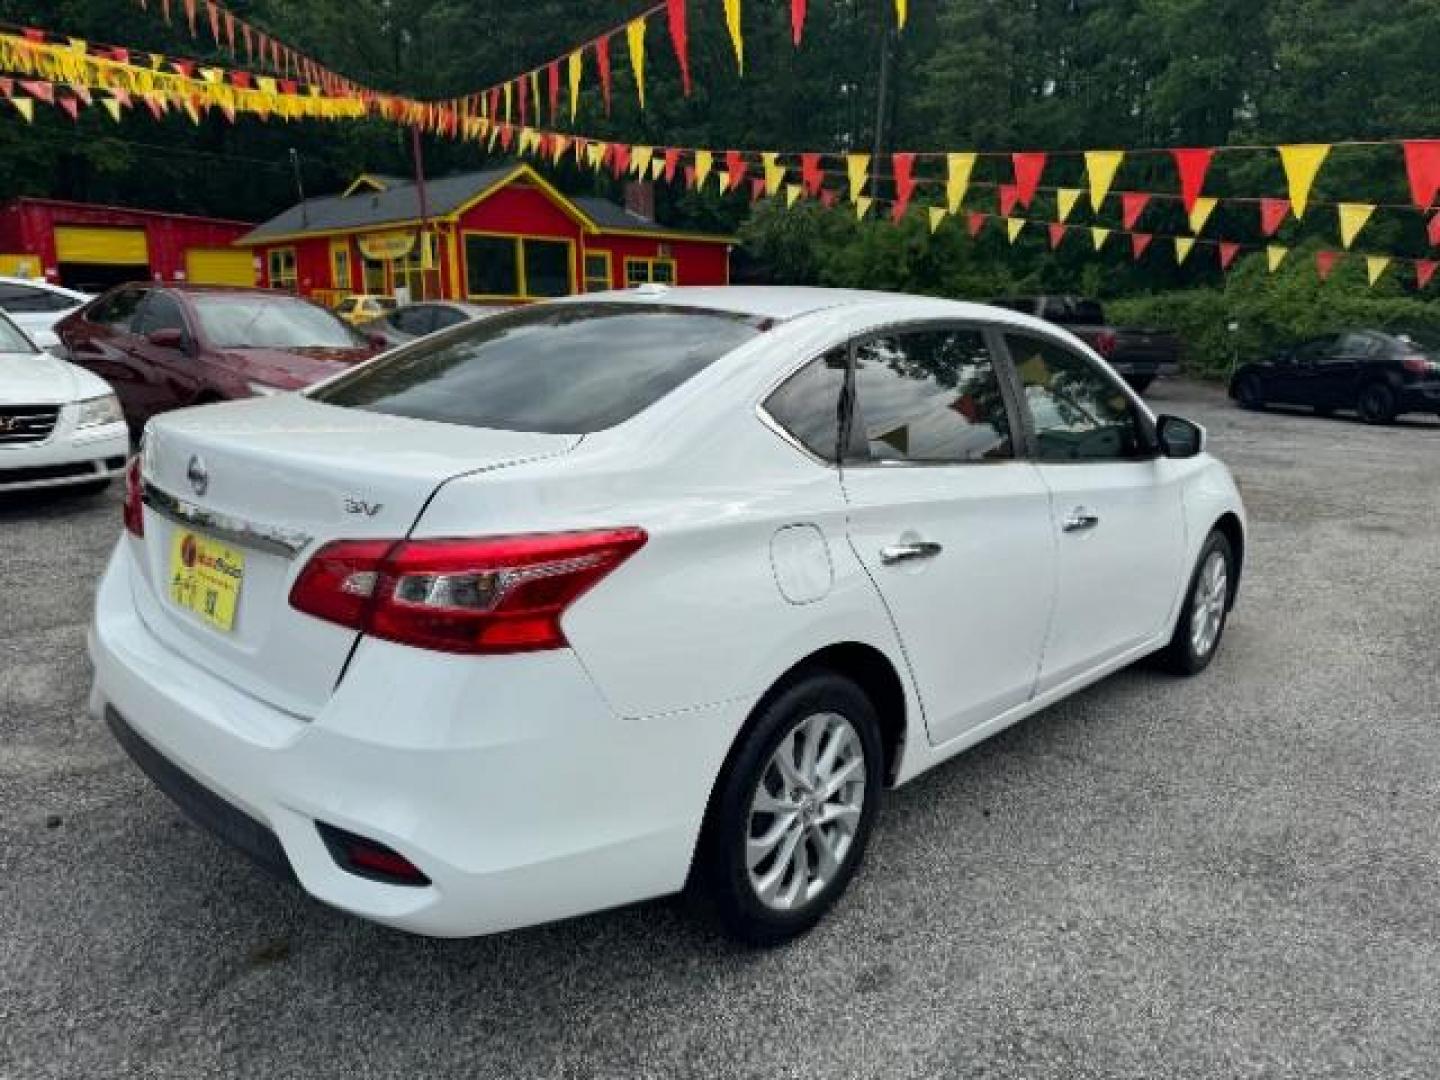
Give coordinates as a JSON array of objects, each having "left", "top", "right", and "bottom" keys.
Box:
[{"left": 168, "top": 530, "right": 244, "bottom": 632}]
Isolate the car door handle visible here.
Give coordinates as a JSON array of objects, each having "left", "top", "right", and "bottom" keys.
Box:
[
  {"left": 1062, "top": 508, "right": 1101, "bottom": 533},
  {"left": 880, "top": 541, "right": 943, "bottom": 565}
]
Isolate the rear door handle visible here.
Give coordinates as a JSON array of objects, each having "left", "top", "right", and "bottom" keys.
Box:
[
  {"left": 880, "top": 541, "right": 943, "bottom": 565},
  {"left": 1062, "top": 507, "right": 1100, "bottom": 533}
]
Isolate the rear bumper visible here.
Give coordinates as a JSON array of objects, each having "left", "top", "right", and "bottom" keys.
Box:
[
  {"left": 89, "top": 542, "right": 744, "bottom": 937},
  {"left": 0, "top": 418, "right": 127, "bottom": 492},
  {"left": 1397, "top": 383, "right": 1440, "bottom": 411}
]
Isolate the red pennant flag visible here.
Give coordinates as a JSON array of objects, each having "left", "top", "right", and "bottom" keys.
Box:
[
  {"left": 1047, "top": 223, "right": 1067, "bottom": 249},
  {"left": 279, "top": 80, "right": 298, "bottom": 96},
  {"left": 801, "top": 153, "right": 823, "bottom": 197},
  {"left": 517, "top": 76, "right": 528, "bottom": 127},
  {"left": 966, "top": 211, "right": 986, "bottom": 238},
  {"left": 241, "top": 23, "right": 253, "bottom": 59},
  {"left": 684, "top": 165, "right": 696, "bottom": 190},
  {"left": 1259, "top": 197, "right": 1290, "bottom": 237},
  {"left": 666, "top": 0, "right": 692, "bottom": 95},
  {"left": 59, "top": 96, "right": 80, "bottom": 122},
  {"left": 547, "top": 62, "right": 560, "bottom": 124},
  {"left": 487, "top": 88, "right": 500, "bottom": 121},
  {"left": 0, "top": 78, "right": 12, "bottom": 98},
  {"left": 499, "top": 124, "right": 513, "bottom": 151},
  {"left": 891, "top": 153, "right": 916, "bottom": 221},
  {"left": 206, "top": 1, "right": 220, "bottom": 42},
  {"left": 110, "top": 47, "right": 130, "bottom": 65},
  {"left": 21, "top": 80, "right": 54, "bottom": 105},
  {"left": 22, "top": 27, "right": 45, "bottom": 42},
  {"left": 791, "top": 0, "right": 807, "bottom": 45},
  {"left": 997, "top": 184, "right": 1019, "bottom": 217},
  {"left": 819, "top": 189, "right": 838, "bottom": 209},
  {"left": 596, "top": 34, "right": 612, "bottom": 114},
  {"left": 1131, "top": 232, "right": 1153, "bottom": 260},
  {"left": 161, "top": 0, "right": 172, "bottom": 22},
  {"left": 183, "top": 0, "right": 198, "bottom": 36},
  {"left": 144, "top": 95, "right": 165, "bottom": 120},
  {"left": 1416, "top": 259, "right": 1438, "bottom": 290},
  {"left": 611, "top": 143, "right": 631, "bottom": 179},
  {"left": 1012, "top": 152, "right": 1046, "bottom": 208},
  {"left": 663, "top": 147, "right": 681, "bottom": 184},
  {"left": 112, "top": 88, "right": 131, "bottom": 107},
  {"left": 1121, "top": 192, "right": 1150, "bottom": 230},
  {"left": 725, "top": 150, "right": 749, "bottom": 192},
  {"left": 750, "top": 177, "right": 767, "bottom": 202},
  {"left": 224, "top": 11, "right": 235, "bottom": 50},
  {"left": 231, "top": 70, "right": 251, "bottom": 89},
  {"left": 1171, "top": 148, "right": 1213, "bottom": 214},
  {"left": 1218, "top": 242, "right": 1241, "bottom": 270},
  {"left": 1429, "top": 213, "right": 1440, "bottom": 247},
  {"left": 1315, "top": 250, "right": 1340, "bottom": 280},
  {"left": 1403, "top": 141, "right": 1440, "bottom": 209}
]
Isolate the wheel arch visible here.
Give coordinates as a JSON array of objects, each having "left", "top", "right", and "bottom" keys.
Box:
[{"left": 1211, "top": 511, "right": 1245, "bottom": 608}]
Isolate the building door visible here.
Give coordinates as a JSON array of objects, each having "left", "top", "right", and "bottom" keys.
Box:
[{"left": 54, "top": 226, "right": 150, "bottom": 291}]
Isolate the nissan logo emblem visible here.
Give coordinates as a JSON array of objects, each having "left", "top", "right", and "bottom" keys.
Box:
[{"left": 186, "top": 455, "right": 209, "bottom": 498}]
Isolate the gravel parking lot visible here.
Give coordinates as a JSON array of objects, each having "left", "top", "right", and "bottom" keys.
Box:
[{"left": 3, "top": 378, "right": 1438, "bottom": 1079}]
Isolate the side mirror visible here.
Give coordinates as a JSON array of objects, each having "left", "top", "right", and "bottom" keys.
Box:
[
  {"left": 1156, "top": 414, "right": 1206, "bottom": 459},
  {"left": 146, "top": 328, "right": 187, "bottom": 351}
]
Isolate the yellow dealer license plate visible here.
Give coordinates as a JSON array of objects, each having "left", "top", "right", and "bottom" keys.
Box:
[{"left": 168, "top": 530, "right": 245, "bottom": 633}]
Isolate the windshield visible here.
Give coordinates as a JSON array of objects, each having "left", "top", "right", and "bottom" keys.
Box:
[
  {"left": 192, "top": 294, "right": 364, "bottom": 350},
  {"left": 311, "top": 302, "right": 763, "bottom": 434},
  {"left": 0, "top": 311, "right": 36, "bottom": 354}
]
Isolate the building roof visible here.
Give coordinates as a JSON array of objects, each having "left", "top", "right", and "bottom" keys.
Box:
[{"left": 238, "top": 164, "right": 733, "bottom": 246}]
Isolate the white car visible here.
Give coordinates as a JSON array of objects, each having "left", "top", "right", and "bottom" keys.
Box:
[
  {"left": 0, "top": 276, "right": 90, "bottom": 345},
  {"left": 0, "top": 310, "right": 127, "bottom": 494},
  {"left": 89, "top": 287, "right": 1245, "bottom": 943}
]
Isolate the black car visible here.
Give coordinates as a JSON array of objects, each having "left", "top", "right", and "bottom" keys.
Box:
[
  {"left": 1230, "top": 330, "right": 1440, "bottom": 424},
  {"left": 361, "top": 301, "right": 502, "bottom": 348}
]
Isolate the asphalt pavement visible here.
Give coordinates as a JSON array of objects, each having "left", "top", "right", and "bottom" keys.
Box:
[{"left": 3, "top": 379, "right": 1439, "bottom": 1079}]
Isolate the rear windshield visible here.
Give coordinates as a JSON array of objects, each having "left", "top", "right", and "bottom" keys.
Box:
[{"left": 311, "top": 302, "right": 763, "bottom": 434}]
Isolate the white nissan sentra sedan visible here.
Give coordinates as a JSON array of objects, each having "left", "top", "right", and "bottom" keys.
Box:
[
  {"left": 0, "top": 309, "right": 127, "bottom": 495},
  {"left": 89, "top": 287, "right": 1245, "bottom": 944}
]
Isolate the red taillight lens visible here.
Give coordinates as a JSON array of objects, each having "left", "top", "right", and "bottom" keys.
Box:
[
  {"left": 1094, "top": 330, "right": 1118, "bottom": 358},
  {"left": 123, "top": 457, "right": 144, "bottom": 537},
  {"left": 289, "top": 528, "right": 647, "bottom": 654},
  {"left": 1401, "top": 355, "right": 1436, "bottom": 376}
]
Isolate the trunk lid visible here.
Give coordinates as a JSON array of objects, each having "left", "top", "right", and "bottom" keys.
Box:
[{"left": 133, "top": 393, "right": 579, "bottom": 717}]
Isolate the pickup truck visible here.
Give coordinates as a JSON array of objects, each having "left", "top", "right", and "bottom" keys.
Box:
[{"left": 988, "top": 295, "right": 1181, "bottom": 392}]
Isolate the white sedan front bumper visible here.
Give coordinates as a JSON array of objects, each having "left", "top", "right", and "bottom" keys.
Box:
[{"left": 0, "top": 401, "right": 127, "bottom": 493}]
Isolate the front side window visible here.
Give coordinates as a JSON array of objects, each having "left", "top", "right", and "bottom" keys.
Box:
[
  {"left": 312, "top": 303, "right": 762, "bottom": 435},
  {"left": 851, "top": 330, "right": 1013, "bottom": 463},
  {"left": 133, "top": 292, "right": 189, "bottom": 338},
  {"left": 763, "top": 349, "right": 849, "bottom": 462},
  {"left": 1006, "top": 334, "right": 1150, "bottom": 462},
  {"left": 89, "top": 287, "right": 147, "bottom": 330}
]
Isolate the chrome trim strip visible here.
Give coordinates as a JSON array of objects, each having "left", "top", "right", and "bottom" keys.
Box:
[{"left": 142, "top": 481, "right": 313, "bottom": 559}]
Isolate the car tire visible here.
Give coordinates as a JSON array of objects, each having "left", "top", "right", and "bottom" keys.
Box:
[
  {"left": 1234, "top": 375, "right": 1265, "bottom": 410},
  {"left": 693, "top": 670, "right": 884, "bottom": 946},
  {"left": 1157, "top": 530, "right": 1234, "bottom": 677},
  {"left": 1126, "top": 375, "right": 1154, "bottom": 393},
  {"left": 1357, "top": 382, "right": 1397, "bottom": 424}
]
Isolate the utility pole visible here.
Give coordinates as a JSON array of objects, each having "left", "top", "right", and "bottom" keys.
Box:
[
  {"left": 289, "top": 148, "right": 308, "bottom": 227},
  {"left": 871, "top": 2, "right": 895, "bottom": 195},
  {"left": 411, "top": 125, "right": 433, "bottom": 300}
]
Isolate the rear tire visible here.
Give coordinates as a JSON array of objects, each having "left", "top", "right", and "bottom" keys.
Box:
[
  {"left": 1234, "top": 375, "right": 1265, "bottom": 410},
  {"left": 1157, "top": 530, "right": 1234, "bottom": 677},
  {"left": 1357, "top": 382, "right": 1397, "bottom": 424},
  {"left": 693, "top": 671, "right": 884, "bottom": 946}
]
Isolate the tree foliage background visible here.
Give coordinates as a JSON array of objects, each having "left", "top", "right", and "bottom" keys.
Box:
[{"left": 2, "top": 0, "right": 1439, "bottom": 369}]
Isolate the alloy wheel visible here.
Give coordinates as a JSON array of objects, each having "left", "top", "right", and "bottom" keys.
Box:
[
  {"left": 1189, "top": 550, "right": 1228, "bottom": 659},
  {"left": 745, "top": 711, "right": 867, "bottom": 911}
]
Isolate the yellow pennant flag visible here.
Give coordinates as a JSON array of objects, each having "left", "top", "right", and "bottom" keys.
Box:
[
  {"left": 1007, "top": 218, "right": 1025, "bottom": 244},
  {"left": 586, "top": 142, "right": 606, "bottom": 170},
  {"left": 895, "top": 0, "right": 908, "bottom": 28},
  {"left": 1277, "top": 144, "right": 1331, "bottom": 219},
  {"left": 567, "top": 50, "right": 582, "bottom": 121},
  {"left": 1175, "top": 236, "right": 1196, "bottom": 265},
  {"left": 928, "top": 206, "right": 946, "bottom": 233},
  {"left": 945, "top": 152, "right": 976, "bottom": 213},
  {"left": 626, "top": 18, "right": 646, "bottom": 109},
  {"left": 631, "top": 145, "right": 654, "bottom": 177},
  {"left": 786, "top": 183, "right": 803, "bottom": 208},
  {"left": 10, "top": 96, "right": 34, "bottom": 122},
  {"left": 551, "top": 134, "right": 570, "bottom": 164},
  {"left": 762, "top": 152, "right": 786, "bottom": 195},
  {"left": 503, "top": 80, "right": 512, "bottom": 122},
  {"left": 694, "top": 149, "right": 714, "bottom": 190},
  {"left": 723, "top": 0, "right": 744, "bottom": 73},
  {"left": 1091, "top": 226, "right": 1111, "bottom": 251},
  {"left": 650, "top": 156, "right": 665, "bottom": 180},
  {"left": 855, "top": 196, "right": 873, "bottom": 221},
  {"left": 1266, "top": 244, "right": 1289, "bottom": 272},
  {"left": 1337, "top": 202, "right": 1376, "bottom": 249},
  {"left": 1055, "top": 188, "right": 1082, "bottom": 223},
  {"left": 1188, "top": 195, "right": 1219, "bottom": 234},
  {"left": 847, "top": 153, "right": 870, "bottom": 202},
  {"left": 1085, "top": 150, "right": 1125, "bottom": 211},
  {"left": 102, "top": 96, "right": 122, "bottom": 122},
  {"left": 1366, "top": 255, "right": 1391, "bottom": 286}
]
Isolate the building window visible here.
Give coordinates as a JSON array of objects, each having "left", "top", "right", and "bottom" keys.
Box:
[
  {"left": 583, "top": 251, "right": 612, "bottom": 292},
  {"left": 331, "top": 242, "right": 351, "bottom": 293},
  {"left": 363, "top": 257, "right": 386, "bottom": 294},
  {"left": 267, "top": 248, "right": 297, "bottom": 291},
  {"left": 625, "top": 256, "right": 677, "bottom": 287},
  {"left": 464, "top": 234, "right": 575, "bottom": 299}
]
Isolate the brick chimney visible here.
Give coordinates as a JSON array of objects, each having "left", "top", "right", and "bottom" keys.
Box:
[{"left": 623, "top": 181, "right": 655, "bottom": 222}]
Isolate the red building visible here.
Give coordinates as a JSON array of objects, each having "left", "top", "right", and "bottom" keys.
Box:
[
  {"left": 0, "top": 198, "right": 255, "bottom": 290},
  {"left": 235, "top": 164, "right": 733, "bottom": 306}
]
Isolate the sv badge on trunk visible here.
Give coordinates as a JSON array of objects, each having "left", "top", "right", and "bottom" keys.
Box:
[{"left": 344, "top": 498, "right": 383, "bottom": 517}]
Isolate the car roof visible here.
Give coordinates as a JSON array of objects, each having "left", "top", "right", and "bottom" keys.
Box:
[{"left": 0, "top": 276, "right": 88, "bottom": 299}]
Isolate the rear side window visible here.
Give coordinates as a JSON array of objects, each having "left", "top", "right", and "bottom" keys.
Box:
[
  {"left": 763, "top": 349, "right": 848, "bottom": 461},
  {"left": 313, "top": 303, "right": 762, "bottom": 434},
  {"left": 851, "top": 330, "right": 1014, "bottom": 463},
  {"left": 1006, "top": 334, "right": 1150, "bottom": 461}
]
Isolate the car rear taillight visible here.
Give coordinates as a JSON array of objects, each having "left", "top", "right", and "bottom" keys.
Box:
[
  {"left": 123, "top": 457, "right": 144, "bottom": 537},
  {"left": 1094, "top": 331, "right": 1118, "bottom": 358},
  {"left": 1401, "top": 355, "right": 1439, "bottom": 376},
  {"left": 289, "top": 528, "right": 647, "bottom": 654}
]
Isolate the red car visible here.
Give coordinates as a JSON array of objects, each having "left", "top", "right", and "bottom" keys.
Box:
[{"left": 56, "top": 285, "right": 384, "bottom": 430}]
